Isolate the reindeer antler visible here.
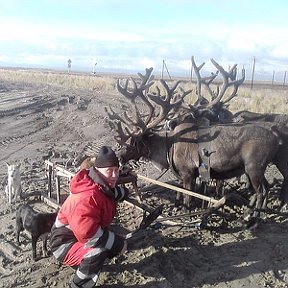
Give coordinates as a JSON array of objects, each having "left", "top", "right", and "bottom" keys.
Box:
[
  {"left": 191, "top": 57, "right": 245, "bottom": 110},
  {"left": 106, "top": 68, "right": 188, "bottom": 145},
  {"left": 207, "top": 58, "right": 245, "bottom": 107},
  {"left": 117, "top": 67, "right": 155, "bottom": 125},
  {"left": 146, "top": 80, "right": 185, "bottom": 128}
]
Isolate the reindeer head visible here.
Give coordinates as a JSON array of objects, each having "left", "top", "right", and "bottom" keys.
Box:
[{"left": 106, "top": 68, "right": 186, "bottom": 165}]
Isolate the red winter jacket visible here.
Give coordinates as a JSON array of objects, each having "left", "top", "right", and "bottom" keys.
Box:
[{"left": 50, "top": 167, "right": 128, "bottom": 262}]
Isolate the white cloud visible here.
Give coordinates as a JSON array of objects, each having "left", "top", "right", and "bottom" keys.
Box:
[{"left": 271, "top": 44, "right": 288, "bottom": 59}]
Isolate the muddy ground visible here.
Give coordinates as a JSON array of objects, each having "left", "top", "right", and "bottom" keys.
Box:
[{"left": 1, "top": 74, "right": 288, "bottom": 288}]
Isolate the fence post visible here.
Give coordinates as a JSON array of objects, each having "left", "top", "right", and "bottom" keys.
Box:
[
  {"left": 47, "top": 165, "right": 52, "bottom": 198},
  {"left": 56, "top": 175, "right": 61, "bottom": 204},
  {"left": 190, "top": 56, "right": 193, "bottom": 82},
  {"left": 250, "top": 56, "right": 256, "bottom": 89}
]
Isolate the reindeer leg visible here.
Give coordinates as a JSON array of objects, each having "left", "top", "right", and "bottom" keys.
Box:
[
  {"left": 274, "top": 160, "right": 288, "bottom": 207},
  {"left": 175, "top": 192, "right": 183, "bottom": 208},
  {"left": 243, "top": 169, "right": 267, "bottom": 229},
  {"left": 31, "top": 236, "right": 38, "bottom": 260},
  {"left": 42, "top": 233, "right": 49, "bottom": 257},
  {"left": 182, "top": 172, "right": 197, "bottom": 211}
]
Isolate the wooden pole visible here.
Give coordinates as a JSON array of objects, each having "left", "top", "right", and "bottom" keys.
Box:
[
  {"left": 164, "top": 61, "right": 172, "bottom": 80},
  {"left": 136, "top": 174, "right": 218, "bottom": 204},
  {"left": 47, "top": 165, "right": 52, "bottom": 198},
  {"left": 45, "top": 160, "right": 75, "bottom": 178},
  {"left": 190, "top": 56, "right": 193, "bottom": 82},
  {"left": 44, "top": 160, "right": 218, "bottom": 208},
  {"left": 250, "top": 56, "right": 255, "bottom": 89},
  {"left": 41, "top": 195, "right": 61, "bottom": 210},
  {"left": 56, "top": 175, "right": 61, "bottom": 204}
]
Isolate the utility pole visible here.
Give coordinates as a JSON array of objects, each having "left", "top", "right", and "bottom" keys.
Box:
[
  {"left": 250, "top": 56, "right": 255, "bottom": 89},
  {"left": 67, "top": 59, "right": 72, "bottom": 74},
  {"left": 92, "top": 61, "right": 97, "bottom": 75},
  {"left": 190, "top": 56, "right": 193, "bottom": 82},
  {"left": 272, "top": 70, "right": 275, "bottom": 85},
  {"left": 161, "top": 60, "right": 171, "bottom": 80}
]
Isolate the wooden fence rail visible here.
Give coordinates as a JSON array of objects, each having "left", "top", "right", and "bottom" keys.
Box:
[{"left": 43, "top": 160, "right": 218, "bottom": 213}]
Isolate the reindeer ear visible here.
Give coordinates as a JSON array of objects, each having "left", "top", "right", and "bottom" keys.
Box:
[{"left": 6, "top": 162, "right": 10, "bottom": 167}]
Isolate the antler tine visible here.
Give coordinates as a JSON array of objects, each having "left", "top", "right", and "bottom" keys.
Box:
[
  {"left": 137, "top": 67, "right": 154, "bottom": 85},
  {"left": 120, "top": 104, "right": 148, "bottom": 134},
  {"left": 105, "top": 106, "right": 131, "bottom": 126},
  {"left": 160, "top": 79, "right": 182, "bottom": 100},
  {"left": 107, "top": 120, "right": 131, "bottom": 145},
  {"left": 114, "top": 121, "right": 132, "bottom": 145},
  {"left": 117, "top": 68, "right": 155, "bottom": 125},
  {"left": 131, "top": 104, "right": 149, "bottom": 133},
  {"left": 117, "top": 76, "right": 154, "bottom": 103},
  {"left": 117, "top": 78, "right": 138, "bottom": 102},
  {"left": 228, "top": 64, "right": 237, "bottom": 80},
  {"left": 191, "top": 56, "right": 205, "bottom": 101},
  {"left": 222, "top": 67, "right": 246, "bottom": 104},
  {"left": 191, "top": 56, "right": 219, "bottom": 105},
  {"left": 176, "top": 86, "right": 193, "bottom": 103},
  {"left": 146, "top": 80, "right": 183, "bottom": 128},
  {"left": 108, "top": 109, "right": 147, "bottom": 145},
  {"left": 204, "top": 58, "right": 246, "bottom": 108}
]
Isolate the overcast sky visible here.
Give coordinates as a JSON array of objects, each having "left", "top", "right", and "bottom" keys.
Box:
[{"left": 0, "top": 0, "right": 288, "bottom": 81}]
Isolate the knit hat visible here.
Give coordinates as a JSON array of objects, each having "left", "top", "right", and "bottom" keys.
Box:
[{"left": 95, "top": 146, "right": 119, "bottom": 168}]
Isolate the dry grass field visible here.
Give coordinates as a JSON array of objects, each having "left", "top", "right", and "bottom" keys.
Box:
[{"left": 0, "top": 68, "right": 288, "bottom": 288}]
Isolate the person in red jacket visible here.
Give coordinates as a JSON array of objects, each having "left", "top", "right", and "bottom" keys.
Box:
[{"left": 50, "top": 146, "right": 129, "bottom": 288}]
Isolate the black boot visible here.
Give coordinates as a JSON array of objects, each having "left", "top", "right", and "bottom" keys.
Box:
[{"left": 69, "top": 282, "right": 81, "bottom": 288}]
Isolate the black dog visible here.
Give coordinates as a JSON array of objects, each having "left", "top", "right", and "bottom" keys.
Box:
[{"left": 16, "top": 204, "right": 57, "bottom": 260}]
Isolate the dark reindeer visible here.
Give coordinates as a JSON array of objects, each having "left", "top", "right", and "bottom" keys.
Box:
[
  {"left": 233, "top": 110, "right": 288, "bottom": 125},
  {"left": 106, "top": 66, "right": 287, "bottom": 223},
  {"left": 188, "top": 60, "right": 288, "bottom": 202}
]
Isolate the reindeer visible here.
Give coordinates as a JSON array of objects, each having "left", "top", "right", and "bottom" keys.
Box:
[
  {"left": 106, "top": 65, "right": 288, "bottom": 225},
  {"left": 232, "top": 110, "right": 288, "bottom": 125},
  {"left": 187, "top": 58, "right": 288, "bottom": 127}
]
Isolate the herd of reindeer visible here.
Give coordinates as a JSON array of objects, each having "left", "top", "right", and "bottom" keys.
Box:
[{"left": 106, "top": 56, "right": 288, "bottom": 228}]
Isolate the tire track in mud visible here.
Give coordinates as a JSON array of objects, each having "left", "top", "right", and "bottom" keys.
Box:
[
  {"left": 82, "top": 139, "right": 106, "bottom": 156},
  {"left": 0, "top": 116, "right": 52, "bottom": 147},
  {"left": 0, "top": 236, "right": 24, "bottom": 276},
  {"left": 0, "top": 198, "right": 23, "bottom": 278},
  {"left": 0, "top": 99, "right": 55, "bottom": 118}
]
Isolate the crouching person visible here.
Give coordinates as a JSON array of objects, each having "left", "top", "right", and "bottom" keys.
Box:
[{"left": 50, "top": 146, "right": 129, "bottom": 288}]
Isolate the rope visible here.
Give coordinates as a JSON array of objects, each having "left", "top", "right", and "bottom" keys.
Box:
[{"left": 155, "top": 168, "right": 169, "bottom": 180}]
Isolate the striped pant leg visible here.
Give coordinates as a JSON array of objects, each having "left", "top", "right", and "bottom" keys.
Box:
[{"left": 71, "top": 247, "right": 108, "bottom": 288}]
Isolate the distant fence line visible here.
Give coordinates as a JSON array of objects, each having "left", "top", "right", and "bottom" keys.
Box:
[{"left": 160, "top": 58, "right": 288, "bottom": 89}]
